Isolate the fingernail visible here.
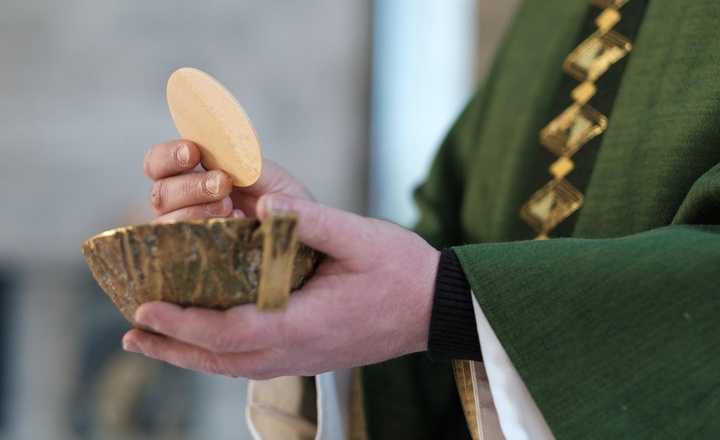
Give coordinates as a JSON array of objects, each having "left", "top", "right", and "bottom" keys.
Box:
[
  {"left": 231, "top": 209, "right": 245, "bottom": 218},
  {"left": 205, "top": 174, "right": 220, "bottom": 196},
  {"left": 266, "top": 194, "right": 293, "bottom": 213},
  {"left": 206, "top": 198, "right": 230, "bottom": 216},
  {"left": 123, "top": 340, "right": 143, "bottom": 354},
  {"left": 175, "top": 144, "right": 190, "bottom": 167}
]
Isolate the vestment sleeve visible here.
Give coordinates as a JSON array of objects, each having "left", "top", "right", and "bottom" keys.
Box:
[{"left": 453, "top": 163, "right": 720, "bottom": 438}]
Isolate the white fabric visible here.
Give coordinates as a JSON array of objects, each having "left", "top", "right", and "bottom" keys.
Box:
[
  {"left": 472, "top": 294, "right": 555, "bottom": 440},
  {"left": 246, "top": 370, "right": 352, "bottom": 440},
  {"left": 315, "top": 369, "right": 352, "bottom": 440},
  {"left": 246, "top": 376, "right": 317, "bottom": 440}
]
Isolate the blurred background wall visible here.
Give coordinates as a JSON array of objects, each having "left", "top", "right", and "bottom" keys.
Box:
[{"left": 0, "top": 0, "right": 518, "bottom": 439}]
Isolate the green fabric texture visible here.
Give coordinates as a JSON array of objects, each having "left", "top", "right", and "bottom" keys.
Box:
[
  {"left": 409, "top": 0, "right": 720, "bottom": 438},
  {"left": 455, "top": 226, "right": 720, "bottom": 438}
]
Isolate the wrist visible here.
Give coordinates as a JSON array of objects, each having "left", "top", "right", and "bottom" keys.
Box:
[{"left": 403, "top": 242, "right": 441, "bottom": 355}]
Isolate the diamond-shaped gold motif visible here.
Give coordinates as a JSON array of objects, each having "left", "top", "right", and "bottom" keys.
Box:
[
  {"left": 563, "top": 29, "right": 632, "bottom": 83},
  {"left": 540, "top": 103, "right": 608, "bottom": 157},
  {"left": 520, "top": 179, "right": 585, "bottom": 235}
]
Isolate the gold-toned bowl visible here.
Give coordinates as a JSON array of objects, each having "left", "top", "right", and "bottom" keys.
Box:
[{"left": 82, "top": 215, "right": 322, "bottom": 327}]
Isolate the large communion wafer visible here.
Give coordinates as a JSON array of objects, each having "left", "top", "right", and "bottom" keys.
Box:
[
  {"left": 82, "top": 216, "right": 322, "bottom": 328},
  {"left": 167, "top": 67, "right": 262, "bottom": 187}
]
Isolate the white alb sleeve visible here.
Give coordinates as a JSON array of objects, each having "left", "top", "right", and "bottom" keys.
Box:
[{"left": 472, "top": 294, "right": 555, "bottom": 439}]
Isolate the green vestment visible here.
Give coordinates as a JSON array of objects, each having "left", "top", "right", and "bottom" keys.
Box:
[{"left": 363, "top": 0, "right": 720, "bottom": 438}]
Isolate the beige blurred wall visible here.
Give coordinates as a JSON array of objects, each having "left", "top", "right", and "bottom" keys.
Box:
[
  {"left": 0, "top": 1, "right": 372, "bottom": 265},
  {"left": 0, "top": 1, "right": 371, "bottom": 439}
]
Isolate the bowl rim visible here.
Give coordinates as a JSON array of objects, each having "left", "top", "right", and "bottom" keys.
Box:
[{"left": 82, "top": 217, "right": 261, "bottom": 247}]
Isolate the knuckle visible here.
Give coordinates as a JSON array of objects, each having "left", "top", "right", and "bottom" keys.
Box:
[
  {"left": 199, "top": 354, "right": 243, "bottom": 378},
  {"left": 150, "top": 180, "right": 167, "bottom": 212},
  {"left": 138, "top": 338, "right": 162, "bottom": 361},
  {"left": 199, "top": 353, "right": 226, "bottom": 376}
]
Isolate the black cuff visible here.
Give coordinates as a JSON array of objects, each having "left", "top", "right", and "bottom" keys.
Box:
[{"left": 427, "top": 248, "right": 483, "bottom": 362}]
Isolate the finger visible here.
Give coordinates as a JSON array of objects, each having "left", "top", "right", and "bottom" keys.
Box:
[
  {"left": 144, "top": 140, "right": 202, "bottom": 180},
  {"left": 150, "top": 170, "right": 233, "bottom": 215},
  {"left": 132, "top": 301, "right": 288, "bottom": 353},
  {"left": 151, "top": 198, "right": 238, "bottom": 223},
  {"left": 122, "top": 329, "right": 280, "bottom": 379},
  {"left": 256, "top": 194, "right": 380, "bottom": 261}
]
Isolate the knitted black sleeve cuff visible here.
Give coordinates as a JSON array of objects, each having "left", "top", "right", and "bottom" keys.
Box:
[{"left": 427, "top": 248, "right": 483, "bottom": 362}]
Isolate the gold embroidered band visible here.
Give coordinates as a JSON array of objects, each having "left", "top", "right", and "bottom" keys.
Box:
[{"left": 520, "top": 1, "right": 635, "bottom": 239}]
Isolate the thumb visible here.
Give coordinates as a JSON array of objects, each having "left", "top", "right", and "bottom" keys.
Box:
[
  {"left": 243, "top": 160, "right": 314, "bottom": 200},
  {"left": 257, "top": 193, "right": 368, "bottom": 260}
]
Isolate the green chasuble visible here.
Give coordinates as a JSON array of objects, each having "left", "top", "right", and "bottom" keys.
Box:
[{"left": 363, "top": 0, "right": 720, "bottom": 438}]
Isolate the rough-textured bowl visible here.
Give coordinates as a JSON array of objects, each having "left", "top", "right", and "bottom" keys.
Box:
[{"left": 82, "top": 217, "right": 322, "bottom": 327}]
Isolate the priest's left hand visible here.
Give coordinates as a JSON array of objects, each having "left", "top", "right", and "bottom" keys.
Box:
[{"left": 121, "top": 194, "right": 440, "bottom": 379}]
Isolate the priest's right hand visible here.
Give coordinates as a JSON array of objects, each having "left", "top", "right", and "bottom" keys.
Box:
[{"left": 142, "top": 139, "right": 315, "bottom": 223}]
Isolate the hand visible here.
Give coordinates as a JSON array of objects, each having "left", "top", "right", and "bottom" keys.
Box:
[
  {"left": 122, "top": 194, "right": 440, "bottom": 379},
  {"left": 143, "top": 139, "right": 314, "bottom": 222}
]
